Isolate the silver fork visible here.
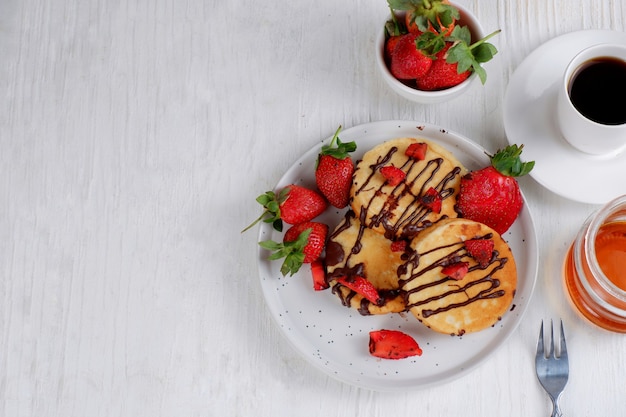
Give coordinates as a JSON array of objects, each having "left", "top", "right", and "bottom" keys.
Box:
[{"left": 535, "top": 319, "right": 569, "bottom": 417}]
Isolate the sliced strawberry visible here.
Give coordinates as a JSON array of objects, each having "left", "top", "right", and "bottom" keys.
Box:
[
  {"left": 390, "top": 240, "right": 407, "bottom": 253},
  {"left": 335, "top": 275, "right": 382, "bottom": 305},
  {"left": 380, "top": 165, "right": 406, "bottom": 186},
  {"left": 310, "top": 259, "right": 328, "bottom": 291},
  {"left": 405, "top": 142, "right": 428, "bottom": 160},
  {"left": 441, "top": 261, "right": 469, "bottom": 280},
  {"left": 420, "top": 187, "right": 442, "bottom": 213},
  {"left": 369, "top": 329, "right": 423, "bottom": 360},
  {"left": 259, "top": 222, "right": 328, "bottom": 276},
  {"left": 465, "top": 239, "right": 494, "bottom": 268}
]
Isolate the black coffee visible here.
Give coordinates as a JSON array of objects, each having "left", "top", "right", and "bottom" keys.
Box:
[{"left": 568, "top": 57, "right": 626, "bottom": 125}]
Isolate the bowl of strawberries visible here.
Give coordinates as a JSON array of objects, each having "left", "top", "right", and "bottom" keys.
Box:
[{"left": 377, "top": 0, "right": 500, "bottom": 104}]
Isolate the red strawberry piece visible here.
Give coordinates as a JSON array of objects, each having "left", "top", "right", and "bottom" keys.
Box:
[
  {"left": 441, "top": 261, "right": 469, "bottom": 280},
  {"left": 385, "top": 35, "right": 403, "bottom": 64},
  {"left": 390, "top": 33, "right": 433, "bottom": 80},
  {"left": 456, "top": 144, "right": 534, "bottom": 235},
  {"left": 465, "top": 239, "right": 495, "bottom": 268},
  {"left": 417, "top": 43, "right": 470, "bottom": 91},
  {"left": 380, "top": 165, "right": 406, "bottom": 186},
  {"left": 259, "top": 222, "right": 328, "bottom": 276},
  {"left": 315, "top": 126, "right": 357, "bottom": 209},
  {"left": 420, "top": 187, "right": 442, "bottom": 213},
  {"left": 405, "top": 142, "right": 428, "bottom": 160},
  {"left": 310, "top": 259, "right": 329, "bottom": 290},
  {"left": 369, "top": 329, "right": 423, "bottom": 360},
  {"left": 243, "top": 184, "right": 328, "bottom": 233},
  {"left": 390, "top": 240, "right": 407, "bottom": 253},
  {"left": 335, "top": 275, "right": 382, "bottom": 305}
]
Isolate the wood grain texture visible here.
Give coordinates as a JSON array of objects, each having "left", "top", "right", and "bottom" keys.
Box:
[{"left": 1, "top": 0, "right": 626, "bottom": 416}]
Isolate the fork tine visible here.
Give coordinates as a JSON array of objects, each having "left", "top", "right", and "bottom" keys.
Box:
[
  {"left": 559, "top": 319, "right": 568, "bottom": 360},
  {"left": 537, "top": 319, "right": 545, "bottom": 358},
  {"left": 549, "top": 319, "right": 555, "bottom": 358}
]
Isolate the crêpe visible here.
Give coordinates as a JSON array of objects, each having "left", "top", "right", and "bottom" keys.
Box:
[
  {"left": 325, "top": 211, "right": 406, "bottom": 315},
  {"left": 350, "top": 137, "right": 467, "bottom": 240},
  {"left": 398, "top": 218, "right": 517, "bottom": 336}
]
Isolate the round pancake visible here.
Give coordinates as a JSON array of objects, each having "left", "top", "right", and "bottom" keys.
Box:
[
  {"left": 325, "top": 211, "right": 406, "bottom": 315},
  {"left": 351, "top": 137, "right": 467, "bottom": 240},
  {"left": 398, "top": 218, "right": 517, "bottom": 336}
]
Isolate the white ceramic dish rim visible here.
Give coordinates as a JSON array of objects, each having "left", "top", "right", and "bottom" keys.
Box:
[{"left": 256, "top": 120, "right": 539, "bottom": 391}]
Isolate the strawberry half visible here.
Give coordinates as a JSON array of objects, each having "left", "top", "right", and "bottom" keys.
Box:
[
  {"left": 243, "top": 184, "right": 327, "bottom": 233},
  {"left": 335, "top": 275, "right": 382, "bottom": 305},
  {"left": 456, "top": 144, "right": 534, "bottom": 235},
  {"left": 259, "top": 222, "right": 328, "bottom": 276},
  {"left": 441, "top": 261, "right": 469, "bottom": 280},
  {"left": 315, "top": 126, "right": 357, "bottom": 209},
  {"left": 369, "top": 329, "right": 423, "bottom": 360},
  {"left": 465, "top": 238, "right": 494, "bottom": 268}
]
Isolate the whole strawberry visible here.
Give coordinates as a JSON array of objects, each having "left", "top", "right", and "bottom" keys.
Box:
[
  {"left": 259, "top": 222, "right": 329, "bottom": 276},
  {"left": 417, "top": 43, "right": 470, "bottom": 91},
  {"left": 315, "top": 126, "right": 357, "bottom": 209},
  {"left": 455, "top": 144, "right": 534, "bottom": 235},
  {"left": 242, "top": 184, "right": 327, "bottom": 233},
  {"left": 390, "top": 32, "right": 432, "bottom": 80}
]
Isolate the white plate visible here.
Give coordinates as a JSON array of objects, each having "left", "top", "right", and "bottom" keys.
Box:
[
  {"left": 257, "top": 120, "right": 538, "bottom": 391},
  {"left": 503, "top": 30, "right": 626, "bottom": 205}
]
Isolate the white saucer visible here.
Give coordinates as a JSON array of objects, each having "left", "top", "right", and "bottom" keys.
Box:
[{"left": 504, "top": 30, "right": 626, "bottom": 205}]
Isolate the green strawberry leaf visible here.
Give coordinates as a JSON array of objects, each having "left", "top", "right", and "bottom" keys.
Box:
[
  {"left": 317, "top": 126, "right": 357, "bottom": 166},
  {"left": 242, "top": 187, "right": 289, "bottom": 233},
  {"left": 489, "top": 144, "right": 535, "bottom": 177},
  {"left": 259, "top": 228, "right": 312, "bottom": 276},
  {"left": 445, "top": 28, "right": 501, "bottom": 84}
]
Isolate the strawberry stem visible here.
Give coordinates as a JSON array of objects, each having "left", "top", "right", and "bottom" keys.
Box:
[{"left": 469, "top": 29, "right": 502, "bottom": 50}]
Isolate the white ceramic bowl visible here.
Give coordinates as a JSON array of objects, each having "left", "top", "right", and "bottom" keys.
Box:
[{"left": 375, "top": 3, "right": 486, "bottom": 104}]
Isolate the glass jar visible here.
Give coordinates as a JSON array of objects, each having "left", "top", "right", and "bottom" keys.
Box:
[{"left": 564, "top": 195, "right": 626, "bottom": 333}]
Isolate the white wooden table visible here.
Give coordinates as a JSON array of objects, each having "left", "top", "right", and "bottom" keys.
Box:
[{"left": 2, "top": 0, "right": 626, "bottom": 415}]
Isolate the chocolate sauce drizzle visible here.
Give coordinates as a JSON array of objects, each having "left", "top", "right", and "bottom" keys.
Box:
[
  {"left": 398, "top": 233, "right": 509, "bottom": 318},
  {"left": 353, "top": 146, "right": 462, "bottom": 240},
  {"left": 326, "top": 211, "right": 406, "bottom": 316}
]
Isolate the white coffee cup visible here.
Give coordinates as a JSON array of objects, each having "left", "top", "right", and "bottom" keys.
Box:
[{"left": 557, "top": 43, "right": 626, "bottom": 156}]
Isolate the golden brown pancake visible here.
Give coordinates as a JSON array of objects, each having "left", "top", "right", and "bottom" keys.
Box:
[
  {"left": 398, "top": 218, "right": 517, "bottom": 336},
  {"left": 350, "top": 137, "right": 467, "bottom": 240},
  {"left": 325, "top": 211, "right": 406, "bottom": 315}
]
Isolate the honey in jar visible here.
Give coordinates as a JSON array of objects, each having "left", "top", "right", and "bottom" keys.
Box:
[{"left": 564, "top": 195, "right": 626, "bottom": 333}]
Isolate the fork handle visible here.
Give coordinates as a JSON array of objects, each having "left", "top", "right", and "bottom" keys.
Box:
[{"left": 551, "top": 399, "right": 563, "bottom": 417}]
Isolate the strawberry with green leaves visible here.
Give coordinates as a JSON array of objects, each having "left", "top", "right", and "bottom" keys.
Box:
[
  {"left": 456, "top": 144, "right": 535, "bottom": 235},
  {"left": 259, "top": 222, "right": 329, "bottom": 276},
  {"left": 369, "top": 329, "right": 423, "bottom": 360},
  {"left": 242, "top": 184, "right": 327, "bottom": 233},
  {"left": 389, "top": 32, "right": 433, "bottom": 80},
  {"left": 315, "top": 126, "right": 357, "bottom": 209},
  {"left": 389, "top": 0, "right": 458, "bottom": 35},
  {"left": 384, "top": 0, "right": 500, "bottom": 89}
]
